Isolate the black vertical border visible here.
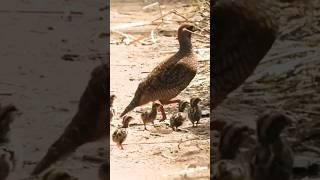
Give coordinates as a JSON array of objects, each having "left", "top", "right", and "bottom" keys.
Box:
[
  {"left": 105, "top": 0, "right": 111, "bottom": 180},
  {"left": 210, "top": 0, "right": 215, "bottom": 179}
]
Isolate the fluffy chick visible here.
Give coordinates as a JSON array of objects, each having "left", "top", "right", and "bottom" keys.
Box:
[
  {"left": 110, "top": 95, "right": 116, "bottom": 122},
  {"left": 122, "top": 115, "right": 134, "bottom": 128},
  {"left": 187, "top": 98, "right": 202, "bottom": 127},
  {"left": 141, "top": 103, "right": 162, "bottom": 130},
  {"left": 112, "top": 128, "right": 127, "bottom": 150},
  {"left": 170, "top": 101, "right": 189, "bottom": 131}
]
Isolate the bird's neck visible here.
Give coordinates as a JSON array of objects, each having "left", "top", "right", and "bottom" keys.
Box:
[{"left": 178, "top": 38, "right": 193, "bottom": 54}]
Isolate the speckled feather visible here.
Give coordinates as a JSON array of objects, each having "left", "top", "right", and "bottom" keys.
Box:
[
  {"left": 188, "top": 98, "right": 202, "bottom": 126},
  {"left": 170, "top": 101, "right": 189, "bottom": 130},
  {"left": 141, "top": 103, "right": 161, "bottom": 130},
  {"left": 112, "top": 128, "right": 127, "bottom": 149}
]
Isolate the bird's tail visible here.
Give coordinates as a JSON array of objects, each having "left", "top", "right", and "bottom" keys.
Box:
[
  {"left": 32, "top": 64, "right": 107, "bottom": 175},
  {"left": 256, "top": 112, "right": 291, "bottom": 145},
  {"left": 0, "top": 104, "right": 18, "bottom": 142},
  {"left": 31, "top": 124, "right": 83, "bottom": 175},
  {"left": 218, "top": 122, "right": 250, "bottom": 160},
  {"left": 120, "top": 98, "right": 138, "bottom": 117}
]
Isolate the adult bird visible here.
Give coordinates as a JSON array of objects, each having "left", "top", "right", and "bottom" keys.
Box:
[
  {"left": 31, "top": 63, "right": 108, "bottom": 175},
  {"left": 211, "top": 0, "right": 311, "bottom": 130},
  {"left": 120, "top": 24, "right": 198, "bottom": 121}
]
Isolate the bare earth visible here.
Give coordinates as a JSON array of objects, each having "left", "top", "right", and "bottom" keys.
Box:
[{"left": 0, "top": 0, "right": 106, "bottom": 179}]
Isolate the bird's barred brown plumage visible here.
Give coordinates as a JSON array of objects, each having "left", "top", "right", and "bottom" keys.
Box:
[
  {"left": 0, "top": 104, "right": 18, "bottom": 180},
  {"left": 211, "top": 0, "right": 312, "bottom": 131},
  {"left": 32, "top": 64, "right": 108, "bottom": 175},
  {"left": 120, "top": 24, "right": 198, "bottom": 119}
]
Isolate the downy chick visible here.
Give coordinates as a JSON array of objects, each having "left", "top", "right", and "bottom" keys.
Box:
[
  {"left": 0, "top": 104, "right": 18, "bottom": 180},
  {"left": 251, "top": 112, "right": 293, "bottom": 180},
  {"left": 215, "top": 122, "right": 251, "bottom": 180},
  {"left": 122, "top": 115, "right": 134, "bottom": 128},
  {"left": 141, "top": 103, "right": 162, "bottom": 130},
  {"left": 110, "top": 95, "right": 116, "bottom": 122},
  {"left": 170, "top": 101, "right": 189, "bottom": 131},
  {"left": 188, "top": 98, "right": 202, "bottom": 127},
  {"left": 112, "top": 128, "right": 127, "bottom": 150}
]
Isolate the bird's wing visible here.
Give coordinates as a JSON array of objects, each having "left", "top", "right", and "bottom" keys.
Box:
[
  {"left": 143, "top": 57, "right": 197, "bottom": 99},
  {"left": 212, "top": 1, "right": 278, "bottom": 108}
]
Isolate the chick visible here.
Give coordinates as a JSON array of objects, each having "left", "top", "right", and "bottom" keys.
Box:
[
  {"left": 42, "top": 169, "right": 78, "bottom": 180},
  {"left": 215, "top": 122, "right": 251, "bottom": 180},
  {"left": 112, "top": 128, "right": 127, "bottom": 150},
  {"left": 251, "top": 112, "right": 293, "bottom": 180},
  {"left": 141, "top": 103, "right": 162, "bottom": 130},
  {"left": 187, "top": 98, "right": 202, "bottom": 127},
  {"left": 0, "top": 104, "right": 19, "bottom": 180},
  {"left": 170, "top": 101, "right": 189, "bottom": 131},
  {"left": 122, "top": 115, "right": 134, "bottom": 128},
  {"left": 110, "top": 95, "right": 116, "bottom": 122}
]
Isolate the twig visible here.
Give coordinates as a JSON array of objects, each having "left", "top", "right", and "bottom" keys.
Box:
[
  {"left": 82, "top": 155, "right": 105, "bottom": 163},
  {"left": 0, "top": 93, "right": 12, "bottom": 96},
  {"left": 142, "top": 2, "right": 159, "bottom": 11}
]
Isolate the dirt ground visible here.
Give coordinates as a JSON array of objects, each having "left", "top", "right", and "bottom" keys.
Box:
[
  {"left": 0, "top": 0, "right": 106, "bottom": 179},
  {"left": 110, "top": 1, "right": 210, "bottom": 180}
]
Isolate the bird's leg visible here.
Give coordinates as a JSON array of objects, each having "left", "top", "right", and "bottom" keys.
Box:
[
  {"left": 157, "top": 99, "right": 181, "bottom": 121},
  {"left": 158, "top": 105, "right": 167, "bottom": 122}
]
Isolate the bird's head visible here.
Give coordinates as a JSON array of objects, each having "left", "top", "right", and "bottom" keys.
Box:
[
  {"left": 178, "top": 24, "right": 196, "bottom": 40},
  {"left": 190, "top": 97, "right": 201, "bottom": 106}
]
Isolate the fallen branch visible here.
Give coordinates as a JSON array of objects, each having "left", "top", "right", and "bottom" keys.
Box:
[
  {"left": 0, "top": 93, "right": 13, "bottom": 96},
  {"left": 82, "top": 155, "right": 105, "bottom": 163}
]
